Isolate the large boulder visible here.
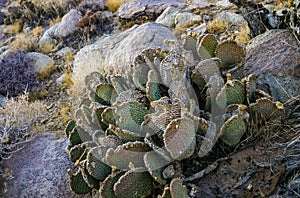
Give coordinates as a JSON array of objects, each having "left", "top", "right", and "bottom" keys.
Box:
[
  {"left": 244, "top": 30, "right": 300, "bottom": 102},
  {"left": 0, "top": 133, "right": 88, "bottom": 198},
  {"left": 72, "top": 22, "right": 176, "bottom": 95},
  {"left": 118, "top": 0, "right": 186, "bottom": 20},
  {"left": 54, "top": 9, "right": 81, "bottom": 38}
]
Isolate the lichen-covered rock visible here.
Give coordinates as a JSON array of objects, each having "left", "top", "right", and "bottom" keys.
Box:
[
  {"left": 25, "top": 52, "right": 55, "bottom": 78},
  {"left": 244, "top": 29, "right": 300, "bottom": 102},
  {"left": 54, "top": 9, "right": 81, "bottom": 38},
  {"left": 118, "top": 0, "right": 186, "bottom": 20},
  {"left": 73, "top": 22, "right": 176, "bottom": 96}
]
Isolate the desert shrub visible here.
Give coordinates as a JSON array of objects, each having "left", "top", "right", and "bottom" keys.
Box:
[
  {"left": 0, "top": 94, "right": 46, "bottom": 158},
  {"left": 0, "top": 50, "right": 39, "bottom": 97},
  {"left": 6, "top": 0, "right": 81, "bottom": 26},
  {"left": 9, "top": 32, "right": 39, "bottom": 51}
]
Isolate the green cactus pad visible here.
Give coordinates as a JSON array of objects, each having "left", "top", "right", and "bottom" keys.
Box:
[
  {"left": 96, "top": 135, "right": 122, "bottom": 148},
  {"left": 84, "top": 71, "right": 104, "bottom": 92},
  {"left": 110, "top": 74, "right": 129, "bottom": 94},
  {"left": 86, "top": 146, "right": 112, "bottom": 181},
  {"left": 170, "top": 178, "right": 189, "bottom": 198},
  {"left": 69, "top": 127, "right": 83, "bottom": 146},
  {"left": 245, "top": 74, "right": 256, "bottom": 104},
  {"left": 69, "top": 143, "right": 88, "bottom": 163},
  {"left": 144, "top": 152, "right": 168, "bottom": 185},
  {"left": 108, "top": 125, "right": 143, "bottom": 142},
  {"left": 114, "top": 89, "right": 144, "bottom": 104},
  {"left": 249, "top": 98, "right": 285, "bottom": 122},
  {"left": 74, "top": 126, "right": 93, "bottom": 144},
  {"left": 183, "top": 35, "right": 200, "bottom": 61},
  {"left": 115, "top": 101, "right": 148, "bottom": 134},
  {"left": 95, "top": 83, "right": 118, "bottom": 105},
  {"left": 80, "top": 160, "right": 100, "bottom": 189},
  {"left": 146, "top": 70, "right": 161, "bottom": 102},
  {"left": 99, "top": 172, "right": 125, "bottom": 198},
  {"left": 67, "top": 169, "right": 92, "bottom": 194},
  {"left": 191, "top": 57, "right": 222, "bottom": 87},
  {"left": 216, "top": 79, "right": 246, "bottom": 108},
  {"left": 65, "top": 120, "right": 76, "bottom": 137},
  {"left": 105, "top": 141, "right": 151, "bottom": 170},
  {"left": 163, "top": 117, "right": 196, "bottom": 160},
  {"left": 220, "top": 109, "right": 249, "bottom": 147},
  {"left": 215, "top": 40, "right": 245, "bottom": 67},
  {"left": 101, "top": 107, "right": 117, "bottom": 126},
  {"left": 197, "top": 34, "right": 218, "bottom": 60},
  {"left": 94, "top": 105, "right": 109, "bottom": 130},
  {"left": 159, "top": 54, "right": 185, "bottom": 87},
  {"left": 113, "top": 169, "right": 154, "bottom": 198}
]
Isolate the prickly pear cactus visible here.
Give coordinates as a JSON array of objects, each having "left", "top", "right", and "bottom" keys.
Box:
[{"left": 65, "top": 37, "right": 286, "bottom": 197}]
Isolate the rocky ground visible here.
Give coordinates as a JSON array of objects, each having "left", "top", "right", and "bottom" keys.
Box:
[{"left": 0, "top": 0, "right": 299, "bottom": 197}]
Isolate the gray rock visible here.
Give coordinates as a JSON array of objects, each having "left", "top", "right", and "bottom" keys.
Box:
[
  {"left": 54, "top": 9, "right": 81, "bottom": 38},
  {"left": 0, "top": 133, "right": 89, "bottom": 198},
  {"left": 73, "top": 22, "right": 176, "bottom": 96},
  {"left": 175, "top": 11, "right": 202, "bottom": 29},
  {"left": 25, "top": 52, "right": 55, "bottom": 77},
  {"left": 118, "top": 0, "right": 186, "bottom": 19},
  {"left": 244, "top": 30, "right": 300, "bottom": 102},
  {"left": 156, "top": 6, "right": 181, "bottom": 28},
  {"left": 216, "top": 0, "right": 234, "bottom": 9},
  {"left": 38, "top": 24, "right": 59, "bottom": 51},
  {"left": 215, "top": 11, "right": 247, "bottom": 26}
]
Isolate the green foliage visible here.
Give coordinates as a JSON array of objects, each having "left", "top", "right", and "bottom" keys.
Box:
[{"left": 65, "top": 42, "right": 285, "bottom": 196}]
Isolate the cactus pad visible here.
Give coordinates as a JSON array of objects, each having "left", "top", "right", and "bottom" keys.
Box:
[
  {"left": 144, "top": 152, "right": 168, "bottom": 185},
  {"left": 67, "top": 169, "right": 92, "bottom": 194},
  {"left": 163, "top": 117, "right": 196, "bottom": 160},
  {"left": 95, "top": 83, "right": 118, "bottom": 105},
  {"left": 86, "top": 146, "right": 112, "bottom": 181},
  {"left": 216, "top": 78, "right": 246, "bottom": 108},
  {"left": 99, "top": 172, "right": 125, "bottom": 198},
  {"left": 197, "top": 34, "right": 218, "bottom": 60},
  {"left": 220, "top": 109, "right": 249, "bottom": 147},
  {"left": 215, "top": 40, "right": 245, "bottom": 67},
  {"left": 146, "top": 70, "right": 161, "bottom": 102},
  {"left": 101, "top": 107, "right": 117, "bottom": 126},
  {"left": 105, "top": 141, "right": 151, "bottom": 170},
  {"left": 191, "top": 57, "right": 222, "bottom": 87},
  {"left": 115, "top": 101, "right": 148, "bottom": 134},
  {"left": 113, "top": 169, "right": 154, "bottom": 198},
  {"left": 249, "top": 98, "right": 285, "bottom": 122},
  {"left": 170, "top": 178, "right": 189, "bottom": 198}
]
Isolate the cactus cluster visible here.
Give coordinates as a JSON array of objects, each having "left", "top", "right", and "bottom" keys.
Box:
[{"left": 65, "top": 37, "right": 285, "bottom": 197}]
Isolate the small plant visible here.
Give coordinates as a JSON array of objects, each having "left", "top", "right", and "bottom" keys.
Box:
[
  {"left": 0, "top": 93, "right": 46, "bottom": 158},
  {"left": 206, "top": 19, "right": 228, "bottom": 34},
  {"left": 0, "top": 50, "right": 39, "bottom": 97},
  {"left": 9, "top": 32, "right": 39, "bottom": 51}
]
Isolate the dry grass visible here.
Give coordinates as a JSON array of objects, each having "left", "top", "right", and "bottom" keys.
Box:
[
  {"left": 9, "top": 32, "right": 39, "bottom": 51},
  {"left": 0, "top": 93, "right": 47, "bottom": 145},
  {"left": 107, "top": 0, "right": 133, "bottom": 12},
  {"left": 235, "top": 24, "right": 250, "bottom": 46},
  {"left": 206, "top": 19, "right": 228, "bottom": 34}
]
